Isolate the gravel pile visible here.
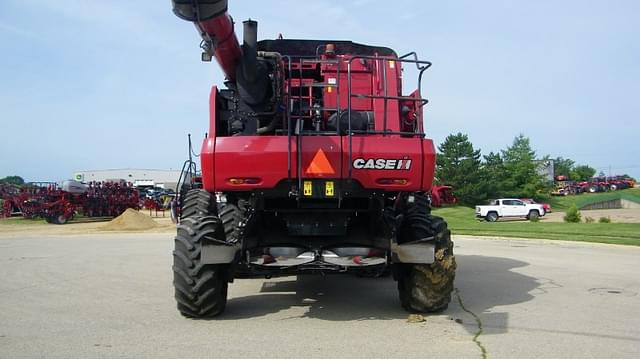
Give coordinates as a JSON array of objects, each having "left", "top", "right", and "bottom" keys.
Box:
[{"left": 99, "top": 209, "right": 158, "bottom": 231}]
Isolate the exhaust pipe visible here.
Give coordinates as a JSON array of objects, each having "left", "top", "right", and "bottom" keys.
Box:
[
  {"left": 236, "top": 19, "right": 270, "bottom": 105},
  {"left": 242, "top": 19, "right": 258, "bottom": 83}
]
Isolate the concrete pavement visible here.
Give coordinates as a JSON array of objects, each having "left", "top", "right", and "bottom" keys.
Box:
[{"left": 0, "top": 233, "right": 638, "bottom": 358}]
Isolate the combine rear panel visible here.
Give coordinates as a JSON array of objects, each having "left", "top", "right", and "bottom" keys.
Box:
[{"left": 170, "top": 0, "right": 456, "bottom": 318}]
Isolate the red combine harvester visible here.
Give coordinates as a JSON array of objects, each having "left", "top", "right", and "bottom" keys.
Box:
[
  {"left": 0, "top": 181, "right": 139, "bottom": 224},
  {"left": 171, "top": 0, "right": 455, "bottom": 318}
]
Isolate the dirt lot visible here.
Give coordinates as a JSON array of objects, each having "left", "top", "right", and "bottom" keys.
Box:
[
  {"left": 0, "top": 212, "right": 175, "bottom": 236},
  {"left": 543, "top": 208, "right": 640, "bottom": 223}
]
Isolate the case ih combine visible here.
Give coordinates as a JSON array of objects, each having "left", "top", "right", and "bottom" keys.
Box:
[{"left": 171, "top": 0, "right": 456, "bottom": 318}]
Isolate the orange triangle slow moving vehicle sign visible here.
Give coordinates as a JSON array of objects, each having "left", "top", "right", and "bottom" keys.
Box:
[{"left": 305, "top": 149, "right": 336, "bottom": 175}]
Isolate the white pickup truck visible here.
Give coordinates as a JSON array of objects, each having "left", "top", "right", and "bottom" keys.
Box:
[{"left": 475, "top": 199, "right": 545, "bottom": 222}]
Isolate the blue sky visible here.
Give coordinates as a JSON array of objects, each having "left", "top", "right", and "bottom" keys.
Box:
[{"left": 1, "top": 0, "right": 638, "bottom": 181}]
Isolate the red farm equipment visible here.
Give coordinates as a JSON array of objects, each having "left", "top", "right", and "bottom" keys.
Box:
[
  {"left": 0, "top": 181, "right": 139, "bottom": 224},
  {"left": 170, "top": 0, "right": 455, "bottom": 318},
  {"left": 430, "top": 185, "right": 457, "bottom": 207},
  {"left": 606, "top": 176, "right": 635, "bottom": 191}
]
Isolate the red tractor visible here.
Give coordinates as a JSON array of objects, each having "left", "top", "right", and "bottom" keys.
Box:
[{"left": 171, "top": 0, "right": 455, "bottom": 318}]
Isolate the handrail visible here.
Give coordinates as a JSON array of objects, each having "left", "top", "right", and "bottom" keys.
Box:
[
  {"left": 346, "top": 54, "right": 432, "bottom": 180},
  {"left": 283, "top": 52, "right": 431, "bottom": 189}
]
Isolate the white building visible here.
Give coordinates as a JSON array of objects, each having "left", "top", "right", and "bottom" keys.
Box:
[
  {"left": 72, "top": 169, "right": 181, "bottom": 190},
  {"left": 536, "top": 160, "right": 555, "bottom": 182}
]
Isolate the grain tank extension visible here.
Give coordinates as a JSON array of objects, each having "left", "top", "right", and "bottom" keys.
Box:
[{"left": 171, "top": 0, "right": 456, "bottom": 318}]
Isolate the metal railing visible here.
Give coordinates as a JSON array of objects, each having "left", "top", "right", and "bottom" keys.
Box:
[
  {"left": 282, "top": 51, "right": 432, "bottom": 193},
  {"left": 346, "top": 54, "right": 431, "bottom": 179}
]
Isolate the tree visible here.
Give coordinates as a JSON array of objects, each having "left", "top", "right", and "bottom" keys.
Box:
[
  {"left": 553, "top": 157, "right": 575, "bottom": 178},
  {"left": 570, "top": 165, "right": 596, "bottom": 182},
  {"left": 0, "top": 176, "right": 25, "bottom": 185},
  {"left": 501, "top": 134, "right": 545, "bottom": 198},
  {"left": 482, "top": 151, "right": 507, "bottom": 199},
  {"left": 436, "top": 133, "right": 486, "bottom": 205}
]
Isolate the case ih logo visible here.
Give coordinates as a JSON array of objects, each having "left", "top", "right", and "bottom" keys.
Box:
[{"left": 352, "top": 158, "right": 412, "bottom": 170}]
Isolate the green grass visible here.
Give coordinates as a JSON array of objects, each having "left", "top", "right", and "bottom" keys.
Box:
[
  {"left": 433, "top": 206, "right": 640, "bottom": 246},
  {"left": 547, "top": 187, "right": 640, "bottom": 210}
]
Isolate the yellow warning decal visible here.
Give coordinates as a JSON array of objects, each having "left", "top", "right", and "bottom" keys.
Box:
[
  {"left": 325, "top": 181, "right": 334, "bottom": 196},
  {"left": 303, "top": 181, "right": 313, "bottom": 196}
]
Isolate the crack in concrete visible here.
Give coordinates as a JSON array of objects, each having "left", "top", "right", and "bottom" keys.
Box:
[
  {"left": 531, "top": 277, "right": 563, "bottom": 295},
  {"left": 455, "top": 287, "right": 487, "bottom": 359}
]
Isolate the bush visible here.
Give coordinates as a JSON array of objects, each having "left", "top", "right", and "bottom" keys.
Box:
[
  {"left": 599, "top": 216, "right": 611, "bottom": 223},
  {"left": 563, "top": 204, "right": 581, "bottom": 223},
  {"left": 585, "top": 217, "right": 595, "bottom": 223}
]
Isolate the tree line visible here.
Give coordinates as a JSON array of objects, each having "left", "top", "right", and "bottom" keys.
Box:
[
  {"left": 435, "top": 133, "right": 596, "bottom": 206},
  {"left": 0, "top": 176, "right": 25, "bottom": 186}
]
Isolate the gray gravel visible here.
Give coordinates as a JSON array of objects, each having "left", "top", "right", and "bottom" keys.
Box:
[{"left": 0, "top": 233, "right": 639, "bottom": 359}]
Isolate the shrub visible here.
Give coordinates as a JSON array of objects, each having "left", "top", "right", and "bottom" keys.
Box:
[
  {"left": 599, "top": 216, "right": 611, "bottom": 223},
  {"left": 585, "top": 217, "right": 595, "bottom": 223},
  {"left": 563, "top": 204, "right": 581, "bottom": 223}
]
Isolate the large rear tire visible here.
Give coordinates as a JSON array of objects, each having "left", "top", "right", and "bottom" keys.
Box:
[
  {"left": 218, "top": 202, "right": 244, "bottom": 244},
  {"left": 172, "top": 189, "right": 228, "bottom": 318},
  {"left": 397, "top": 213, "right": 456, "bottom": 313},
  {"left": 398, "top": 193, "right": 431, "bottom": 243},
  {"left": 179, "top": 188, "right": 216, "bottom": 219}
]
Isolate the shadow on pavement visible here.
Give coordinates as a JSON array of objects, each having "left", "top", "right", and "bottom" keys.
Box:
[
  {"left": 223, "top": 274, "right": 403, "bottom": 321},
  {"left": 221, "top": 254, "right": 539, "bottom": 324},
  {"left": 450, "top": 255, "right": 538, "bottom": 335}
]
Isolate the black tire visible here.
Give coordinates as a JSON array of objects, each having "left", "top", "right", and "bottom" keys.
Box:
[
  {"left": 396, "top": 195, "right": 455, "bottom": 312},
  {"left": 397, "top": 216, "right": 456, "bottom": 313},
  {"left": 485, "top": 212, "right": 498, "bottom": 222},
  {"left": 398, "top": 193, "right": 431, "bottom": 243},
  {"left": 180, "top": 189, "right": 217, "bottom": 219},
  {"left": 49, "top": 214, "right": 68, "bottom": 225},
  {"left": 218, "top": 202, "right": 244, "bottom": 244},
  {"left": 173, "top": 189, "right": 228, "bottom": 318},
  {"left": 527, "top": 210, "right": 540, "bottom": 221}
]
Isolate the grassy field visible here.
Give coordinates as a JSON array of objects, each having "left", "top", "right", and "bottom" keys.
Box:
[
  {"left": 433, "top": 206, "right": 640, "bottom": 246},
  {"left": 546, "top": 187, "right": 640, "bottom": 210}
]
